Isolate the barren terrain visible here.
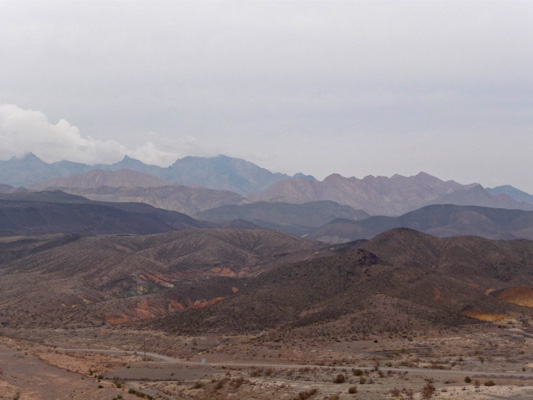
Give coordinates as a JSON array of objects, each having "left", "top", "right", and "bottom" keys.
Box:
[
  {"left": 1, "top": 228, "right": 532, "bottom": 399},
  {"left": 1, "top": 325, "right": 533, "bottom": 399}
]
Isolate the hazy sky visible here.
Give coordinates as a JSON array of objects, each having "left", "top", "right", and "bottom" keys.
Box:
[{"left": 1, "top": 1, "right": 532, "bottom": 191}]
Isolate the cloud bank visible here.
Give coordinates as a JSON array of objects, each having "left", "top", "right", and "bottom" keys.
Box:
[{"left": 0, "top": 104, "right": 178, "bottom": 166}]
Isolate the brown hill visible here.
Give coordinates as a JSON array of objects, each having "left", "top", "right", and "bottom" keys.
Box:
[
  {"left": 0, "top": 229, "right": 333, "bottom": 328},
  {"left": 309, "top": 204, "right": 533, "bottom": 243},
  {"left": 58, "top": 185, "right": 244, "bottom": 216},
  {"left": 152, "top": 229, "right": 533, "bottom": 336},
  {"left": 251, "top": 172, "right": 531, "bottom": 216},
  {"left": 27, "top": 168, "right": 172, "bottom": 190}
]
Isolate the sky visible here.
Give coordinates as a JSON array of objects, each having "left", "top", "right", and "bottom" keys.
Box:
[{"left": 1, "top": 1, "right": 532, "bottom": 192}]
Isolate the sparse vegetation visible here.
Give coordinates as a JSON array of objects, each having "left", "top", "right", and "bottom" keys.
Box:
[
  {"left": 422, "top": 380, "right": 435, "bottom": 399},
  {"left": 293, "top": 388, "right": 318, "bottom": 400}
]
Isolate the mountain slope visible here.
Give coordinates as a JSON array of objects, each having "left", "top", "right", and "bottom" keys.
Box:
[
  {"left": 0, "top": 153, "right": 92, "bottom": 186},
  {"left": 251, "top": 172, "right": 531, "bottom": 215},
  {"left": 309, "top": 204, "right": 533, "bottom": 243},
  {"left": 153, "top": 229, "right": 533, "bottom": 336},
  {"left": 57, "top": 185, "right": 245, "bottom": 216},
  {"left": 196, "top": 200, "right": 369, "bottom": 236},
  {"left": 0, "top": 191, "right": 209, "bottom": 236},
  {"left": 0, "top": 229, "right": 333, "bottom": 327},
  {"left": 27, "top": 168, "right": 172, "bottom": 190},
  {"left": 162, "top": 155, "right": 290, "bottom": 194},
  {"left": 487, "top": 185, "right": 533, "bottom": 205}
]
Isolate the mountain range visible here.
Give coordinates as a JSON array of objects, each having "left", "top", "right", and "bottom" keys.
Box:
[
  {"left": 2, "top": 152, "right": 533, "bottom": 222},
  {"left": 0, "top": 153, "right": 293, "bottom": 195},
  {"left": 309, "top": 204, "right": 533, "bottom": 243},
  {"left": 0, "top": 191, "right": 209, "bottom": 236},
  {"left": 29, "top": 169, "right": 245, "bottom": 216},
  {"left": 249, "top": 172, "right": 533, "bottom": 215},
  {"left": 196, "top": 200, "right": 370, "bottom": 236}
]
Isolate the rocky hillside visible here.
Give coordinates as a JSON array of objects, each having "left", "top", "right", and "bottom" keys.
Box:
[
  {"left": 154, "top": 228, "right": 533, "bottom": 336},
  {"left": 0, "top": 229, "right": 333, "bottom": 327}
]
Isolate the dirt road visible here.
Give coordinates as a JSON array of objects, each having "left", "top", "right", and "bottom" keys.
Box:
[{"left": 58, "top": 347, "right": 533, "bottom": 381}]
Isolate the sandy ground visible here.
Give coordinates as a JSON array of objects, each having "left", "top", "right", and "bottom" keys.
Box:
[
  {"left": 0, "top": 337, "right": 137, "bottom": 400},
  {"left": 1, "top": 326, "right": 533, "bottom": 400}
]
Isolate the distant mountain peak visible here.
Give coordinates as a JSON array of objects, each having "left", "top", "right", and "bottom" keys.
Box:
[
  {"left": 293, "top": 173, "right": 316, "bottom": 180},
  {"left": 22, "top": 152, "right": 41, "bottom": 160},
  {"left": 115, "top": 155, "right": 145, "bottom": 165}
]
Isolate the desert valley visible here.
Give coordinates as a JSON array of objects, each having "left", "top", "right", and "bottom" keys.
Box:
[{"left": 0, "top": 154, "right": 532, "bottom": 399}]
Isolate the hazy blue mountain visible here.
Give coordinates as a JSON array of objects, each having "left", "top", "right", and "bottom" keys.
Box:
[
  {"left": 0, "top": 153, "right": 92, "bottom": 187},
  {"left": 0, "top": 153, "right": 296, "bottom": 194},
  {"left": 99, "top": 155, "right": 166, "bottom": 178},
  {"left": 486, "top": 185, "right": 533, "bottom": 205},
  {"left": 162, "top": 155, "right": 290, "bottom": 194}
]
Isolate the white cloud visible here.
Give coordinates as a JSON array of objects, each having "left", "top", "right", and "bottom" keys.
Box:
[{"left": 0, "top": 104, "right": 174, "bottom": 166}]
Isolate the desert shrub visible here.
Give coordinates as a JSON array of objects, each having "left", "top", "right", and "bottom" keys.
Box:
[
  {"left": 464, "top": 376, "right": 472, "bottom": 383},
  {"left": 484, "top": 380, "right": 496, "bottom": 386},
  {"left": 231, "top": 377, "right": 244, "bottom": 388},
  {"left": 333, "top": 374, "right": 346, "bottom": 384},
  {"left": 359, "top": 376, "right": 367, "bottom": 384},
  {"left": 293, "top": 388, "right": 318, "bottom": 400},
  {"left": 352, "top": 368, "right": 363, "bottom": 376},
  {"left": 348, "top": 385, "right": 358, "bottom": 393},
  {"left": 422, "top": 381, "right": 435, "bottom": 399},
  {"left": 192, "top": 381, "right": 204, "bottom": 389},
  {"left": 214, "top": 378, "right": 226, "bottom": 390}
]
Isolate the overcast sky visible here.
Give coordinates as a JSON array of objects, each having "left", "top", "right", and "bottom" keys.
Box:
[{"left": 1, "top": 1, "right": 532, "bottom": 191}]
